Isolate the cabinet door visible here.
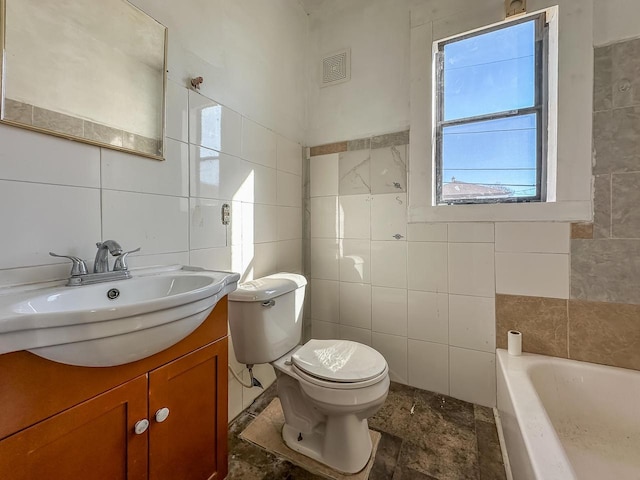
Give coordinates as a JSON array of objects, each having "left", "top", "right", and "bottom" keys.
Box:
[
  {"left": 0, "top": 375, "right": 148, "bottom": 480},
  {"left": 149, "top": 339, "right": 228, "bottom": 480}
]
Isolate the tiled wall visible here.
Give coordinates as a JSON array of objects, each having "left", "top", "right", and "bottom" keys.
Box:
[
  {"left": 0, "top": 79, "right": 303, "bottom": 422},
  {"left": 307, "top": 133, "right": 575, "bottom": 408},
  {"left": 306, "top": 37, "right": 640, "bottom": 408},
  {"left": 495, "top": 37, "right": 640, "bottom": 372}
]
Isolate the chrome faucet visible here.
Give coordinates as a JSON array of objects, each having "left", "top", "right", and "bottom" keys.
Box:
[
  {"left": 50, "top": 240, "right": 140, "bottom": 286},
  {"left": 94, "top": 240, "right": 123, "bottom": 273}
]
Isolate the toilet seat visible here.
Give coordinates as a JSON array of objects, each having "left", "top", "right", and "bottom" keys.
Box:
[{"left": 291, "top": 339, "right": 388, "bottom": 389}]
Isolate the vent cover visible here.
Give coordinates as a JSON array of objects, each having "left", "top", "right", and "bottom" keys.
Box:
[{"left": 321, "top": 48, "right": 351, "bottom": 87}]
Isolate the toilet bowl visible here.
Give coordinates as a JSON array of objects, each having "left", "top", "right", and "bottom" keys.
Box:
[{"left": 228, "top": 273, "right": 390, "bottom": 474}]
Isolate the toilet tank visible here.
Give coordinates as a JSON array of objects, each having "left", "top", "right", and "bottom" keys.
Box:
[{"left": 228, "top": 273, "right": 307, "bottom": 365}]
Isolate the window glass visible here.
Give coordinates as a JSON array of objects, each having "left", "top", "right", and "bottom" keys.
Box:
[
  {"left": 443, "top": 21, "right": 536, "bottom": 121},
  {"left": 436, "top": 17, "right": 545, "bottom": 204},
  {"left": 441, "top": 114, "right": 538, "bottom": 201}
]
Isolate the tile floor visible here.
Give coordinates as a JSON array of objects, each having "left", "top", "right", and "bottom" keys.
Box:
[{"left": 228, "top": 382, "right": 507, "bottom": 480}]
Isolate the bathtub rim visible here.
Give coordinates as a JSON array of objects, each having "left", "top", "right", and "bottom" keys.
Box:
[{"left": 496, "top": 348, "right": 577, "bottom": 480}]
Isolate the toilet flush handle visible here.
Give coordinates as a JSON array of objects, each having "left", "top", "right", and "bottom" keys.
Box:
[{"left": 261, "top": 300, "right": 276, "bottom": 307}]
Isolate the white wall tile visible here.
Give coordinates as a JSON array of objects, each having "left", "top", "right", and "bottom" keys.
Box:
[
  {"left": 188, "top": 91, "right": 241, "bottom": 157},
  {"left": 0, "top": 125, "right": 100, "bottom": 188},
  {"left": 228, "top": 377, "right": 244, "bottom": 422},
  {"left": 253, "top": 204, "right": 278, "bottom": 243},
  {"left": 311, "top": 279, "right": 340, "bottom": 322},
  {"left": 372, "top": 332, "right": 408, "bottom": 384},
  {"left": 277, "top": 207, "right": 302, "bottom": 241},
  {"left": 128, "top": 252, "right": 190, "bottom": 270},
  {"left": 228, "top": 338, "right": 244, "bottom": 374},
  {"left": 339, "top": 239, "right": 371, "bottom": 283},
  {"left": 448, "top": 243, "right": 495, "bottom": 297},
  {"left": 277, "top": 171, "right": 302, "bottom": 207},
  {"left": 338, "top": 325, "right": 372, "bottom": 346},
  {"left": 449, "top": 347, "right": 496, "bottom": 408},
  {"left": 447, "top": 223, "right": 494, "bottom": 243},
  {"left": 339, "top": 194, "right": 371, "bottom": 239},
  {"left": 189, "top": 247, "right": 232, "bottom": 271},
  {"left": 371, "top": 193, "right": 407, "bottom": 241},
  {"left": 276, "top": 135, "right": 302, "bottom": 176},
  {"left": 339, "top": 282, "right": 372, "bottom": 329},
  {"left": 312, "top": 319, "right": 339, "bottom": 339},
  {"left": 241, "top": 118, "right": 277, "bottom": 168},
  {"left": 310, "top": 238, "right": 339, "bottom": 280},
  {"left": 408, "top": 339, "right": 449, "bottom": 395},
  {"left": 0, "top": 181, "right": 100, "bottom": 269},
  {"left": 238, "top": 202, "right": 255, "bottom": 245},
  {"left": 190, "top": 198, "right": 228, "bottom": 250},
  {"left": 495, "top": 252, "right": 570, "bottom": 298},
  {"left": 371, "top": 241, "right": 407, "bottom": 288},
  {"left": 276, "top": 239, "right": 302, "bottom": 274},
  {"left": 372, "top": 287, "right": 407, "bottom": 336},
  {"left": 166, "top": 80, "right": 189, "bottom": 143},
  {"left": 254, "top": 164, "right": 278, "bottom": 205},
  {"left": 407, "top": 291, "right": 449, "bottom": 344},
  {"left": 406, "top": 222, "right": 447, "bottom": 242},
  {"left": 242, "top": 363, "right": 276, "bottom": 408},
  {"left": 310, "top": 154, "right": 339, "bottom": 197},
  {"left": 102, "top": 190, "right": 189, "bottom": 255},
  {"left": 495, "top": 222, "right": 570, "bottom": 253},
  {"left": 190, "top": 145, "right": 253, "bottom": 201},
  {"left": 407, "top": 242, "right": 448, "bottom": 292},
  {"left": 310, "top": 196, "right": 339, "bottom": 238},
  {"left": 102, "top": 139, "right": 189, "bottom": 197},
  {"left": 253, "top": 241, "right": 279, "bottom": 279},
  {"left": 449, "top": 295, "right": 495, "bottom": 353}
]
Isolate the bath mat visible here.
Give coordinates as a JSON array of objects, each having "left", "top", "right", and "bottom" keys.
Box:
[{"left": 239, "top": 398, "right": 380, "bottom": 480}]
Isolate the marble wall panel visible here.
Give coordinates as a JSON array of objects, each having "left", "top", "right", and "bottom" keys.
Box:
[
  {"left": 593, "top": 45, "right": 612, "bottom": 111},
  {"left": 495, "top": 294, "right": 568, "bottom": 358},
  {"left": 611, "top": 37, "right": 640, "bottom": 109},
  {"left": 371, "top": 130, "right": 410, "bottom": 149},
  {"left": 3, "top": 99, "right": 33, "bottom": 125},
  {"left": 370, "top": 145, "right": 407, "bottom": 194},
  {"left": 593, "top": 174, "right": 611, "bottom": 238},
  {"left": 569, "top": 300, "right": 640, "bottom": 370},
  {"left": 339, "top": 149, "right": 371, "bottom": 195},
  {"left": 571, "top": 239, "right": 640, "bottom": 305},
  {"left": 570, "top": 223, "right": 593, "bottom": 239},
  {"left": 309, "top": 142, "right": 347, "bottom": 156},
  {"left": 611, "top": 172, "right": 640, "bottom": 238}
]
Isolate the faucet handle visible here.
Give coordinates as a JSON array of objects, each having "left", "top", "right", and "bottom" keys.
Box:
[
  {"left": 113, "top": 248, "right": 141, "bottom": 271},
  {"left": 49, "top": 252, "right": 88, "bottom": 276}
]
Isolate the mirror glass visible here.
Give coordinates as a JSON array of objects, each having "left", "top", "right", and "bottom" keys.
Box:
[{"left": 0, "top": 0, "right": 167, "bottom": 159}]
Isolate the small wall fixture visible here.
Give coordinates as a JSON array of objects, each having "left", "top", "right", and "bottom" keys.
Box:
[
  {"left": 190, "top": 76, "right": 204, "bottom": 90},
  {"left": 505, "top": 0, "right": 526, "bottom": 17}
]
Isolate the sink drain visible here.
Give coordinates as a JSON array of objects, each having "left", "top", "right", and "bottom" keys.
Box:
[{"left": 107, "top": 288, "right": 120, "bottom": 300}]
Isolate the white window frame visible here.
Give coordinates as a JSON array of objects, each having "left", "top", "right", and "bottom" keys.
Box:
[
  {"left": 434, "top": 13, "right": 548, "bottom": 205},
  {"left": 408, "top": 1, "right": 593, "bottom": 223}
]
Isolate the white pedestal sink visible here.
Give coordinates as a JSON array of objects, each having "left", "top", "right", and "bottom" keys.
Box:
[{"left": 0, "top": 265, "right": 239, "bottom": 367}]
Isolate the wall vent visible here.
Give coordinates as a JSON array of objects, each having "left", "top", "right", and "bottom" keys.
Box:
[{"left": 321, "top": 48, "right": 351, "bottom": 87}]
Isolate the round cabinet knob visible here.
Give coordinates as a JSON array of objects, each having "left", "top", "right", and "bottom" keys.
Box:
[
  {"left": 134, "top": 419, "right": 149, "bottom": 435},
  {"left": 155, "top": 407, "right": 170, "bottom": 423}
]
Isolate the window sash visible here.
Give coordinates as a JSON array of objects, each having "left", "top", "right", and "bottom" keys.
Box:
[{"left": 434, "top": 13, "right": 548, "bottom": 205}]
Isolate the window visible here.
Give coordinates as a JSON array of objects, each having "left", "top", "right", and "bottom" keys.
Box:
[{"left": 434, "top": 14, "right": 548, "bottom": 205}]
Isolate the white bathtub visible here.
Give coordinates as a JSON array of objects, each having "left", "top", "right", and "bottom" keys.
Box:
[{"left": 496, "top": 349, "right": 640, "bottom": 480}]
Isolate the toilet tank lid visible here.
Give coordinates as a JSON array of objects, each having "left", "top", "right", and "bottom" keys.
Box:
[{"left": 228, "top": 273, "right": 307, "bottom": 302}]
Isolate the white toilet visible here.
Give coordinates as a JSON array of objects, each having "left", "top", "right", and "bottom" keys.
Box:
[{"left": 228, "top": 273, "right": 390, "bottom": 474}]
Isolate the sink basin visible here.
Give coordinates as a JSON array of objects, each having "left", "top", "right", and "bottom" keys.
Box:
[{"left": 0, "top": 266, "right": 239, "bottom": 367}]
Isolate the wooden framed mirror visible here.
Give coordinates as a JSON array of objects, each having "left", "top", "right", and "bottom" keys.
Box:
[{"left": 0, "top": 0, "right": 167, "bottom": 160}]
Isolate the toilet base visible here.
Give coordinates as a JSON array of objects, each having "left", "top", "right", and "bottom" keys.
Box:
[{"left": 281, "top": 415, "right": 372, "bottom": 474}]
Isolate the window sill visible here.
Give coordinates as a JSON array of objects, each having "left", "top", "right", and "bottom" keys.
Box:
[{"left": 408, "top": 200, "right": 591, "bottom": 223}]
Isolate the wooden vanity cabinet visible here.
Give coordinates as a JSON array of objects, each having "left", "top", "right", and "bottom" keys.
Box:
[{"left": 0, "top": 298, "right": 229, "bottom": 480}]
